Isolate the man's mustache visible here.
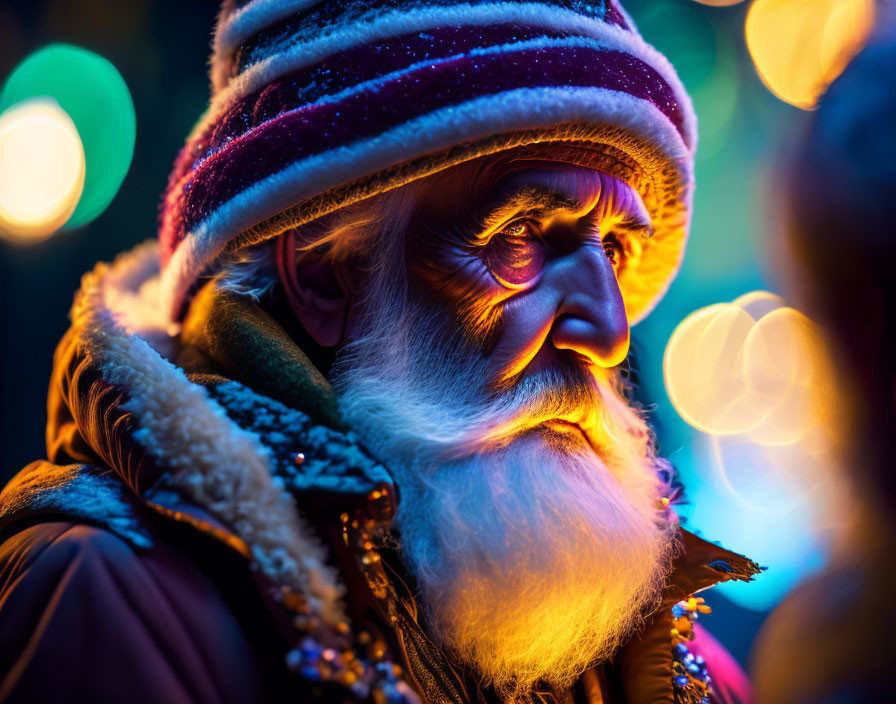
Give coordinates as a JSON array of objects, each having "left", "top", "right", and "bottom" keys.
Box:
[
  {"left": 452, "top": 360, "right": 607, "bottom": 454},
  {"left": 492, "top": 358, "right": 603, "bottom": 413}
]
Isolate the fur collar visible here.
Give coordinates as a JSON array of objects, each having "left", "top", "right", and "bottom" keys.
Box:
[{"left": 64, "top": 240, "right": 364, "bottom": 633}]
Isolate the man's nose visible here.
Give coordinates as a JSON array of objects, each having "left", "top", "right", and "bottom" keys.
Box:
[{"left": 547, "top": 245, "right": 630, "bottom": 368}]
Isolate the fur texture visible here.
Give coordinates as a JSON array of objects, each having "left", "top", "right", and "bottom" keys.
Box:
[{"left": 70, "top": 242, "right": 345, "bottom": 630}]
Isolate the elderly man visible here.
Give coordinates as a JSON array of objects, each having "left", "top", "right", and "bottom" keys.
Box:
[{"left": 0, "top": 1, "right": 758, "bottom": 703}]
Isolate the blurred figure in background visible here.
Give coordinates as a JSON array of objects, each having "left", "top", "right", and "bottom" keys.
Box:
[{"left": 753, "top": 8, "right": 896, "bottom": 703}]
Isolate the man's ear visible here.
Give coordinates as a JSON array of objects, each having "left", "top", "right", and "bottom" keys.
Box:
[{"left": 276, "top": 229, "right": 356, "bottom": 348}]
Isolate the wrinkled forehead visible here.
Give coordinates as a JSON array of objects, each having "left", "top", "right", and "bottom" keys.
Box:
[
  {"left": 417, "top": 153, "right": 649, "bottom": 226},
  {"left": 496, "top": 163, "right": 649, "bottom": 222}
]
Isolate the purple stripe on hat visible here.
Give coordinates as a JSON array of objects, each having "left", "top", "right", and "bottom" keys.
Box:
[
  {"left": 167, "top": 23, "right": 573, "bottom": 195},
  {"left": 208, "top": 23, "right": 571, "bottom": 156},
  {"left": 163, "top": 45, "right": 683, "bottom": 248},
  {"left": 169, "top": 22, "right": 645, "bottom": 199}
]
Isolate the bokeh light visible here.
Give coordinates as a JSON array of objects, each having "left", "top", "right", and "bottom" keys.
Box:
[
  {"left": 0, "top": 44, "right": 135, "bottom": 229},
  {"left": 731, "top": 290, "right": 784, "bottom": 321},
  {"left": 665, "top": 292, "right": 831, "bottom": 441},
  {"left": 664, "top": 291, "right": 838, "bottom": 609},
  {"left": 746, "top": 0, "right": 875, "bottom": 110},
  {"left": 743, "top": 307, "right": 830, "bottom": 446},
  {"left": 0, "top": 98, "right": 85, "bottom": 242},
  {"left": 663, "top": 303, "right": 767, "bottom": 435}
]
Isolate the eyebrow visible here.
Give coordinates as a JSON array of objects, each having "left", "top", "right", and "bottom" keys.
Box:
[
  {"left": 476, "top": 185, "right": 585, "bottom": 242},
  {"left": 610, "top": 215, "right": 653, "bottom": 238},
  {"left": 476, "top": 184, "right": 652, "bottom": 241}
]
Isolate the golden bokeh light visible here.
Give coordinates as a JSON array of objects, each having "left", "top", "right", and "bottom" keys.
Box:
[
  {"left": 732, "top": 290, "right": 785, "bottom": 322},
  {"left": 663, "top": 304, "right": 731, "bottom": 434},
  {"left": 663, "top": 303, "right": 770, "bottom": 435},
  {"left": 745, "top": 0, "right": 875, "bottom": 110},
  {"left": 664, "top": 292, "right": 832, "bottom": 444},
  {"left": 0, "top": 98, "right": 85, "bottom": 243},
  {"left": 667, "top": 293, "right": 839, "bottom": 525},
  {"left": 745, "top": 308, "right": 819, "bottom": 394},
  {"left": 744, "top": 307, "right": 833, "bottom": 447},
  {"left": 747, "top": 381, "right": 814, "bottom": 447}
]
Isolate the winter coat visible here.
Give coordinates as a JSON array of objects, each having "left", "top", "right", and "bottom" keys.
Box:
[{"left": 0, "top": 244, "right": 760, "bottom": 704}]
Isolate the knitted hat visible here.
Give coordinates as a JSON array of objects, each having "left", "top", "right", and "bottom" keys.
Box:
[{"left": 159, "top": 0, "right": 696, "bottom": 324}]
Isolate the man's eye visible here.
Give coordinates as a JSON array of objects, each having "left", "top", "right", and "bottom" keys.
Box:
[
  {"left": 482, "top": 221, "right": 546, "bottom": 287},
  {"left": 602, "top": 233, "right": 623, "bottom": 269}
]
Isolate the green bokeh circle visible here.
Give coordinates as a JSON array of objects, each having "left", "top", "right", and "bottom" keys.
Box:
[{"left": 0, "top": 44, "right": 136, "bottom": 229}]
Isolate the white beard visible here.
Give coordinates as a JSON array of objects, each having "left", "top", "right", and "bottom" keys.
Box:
[{"left": 332, "top": 292, "right": 677, "bottom": 699}]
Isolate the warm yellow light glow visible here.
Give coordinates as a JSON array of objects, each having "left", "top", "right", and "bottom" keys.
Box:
[
  {"left": 0, "top": 98, "right": 85, "bottom": 243},
  {"left": 731, "top": 290, "right": 785, "bottom": 322},
  {"left": 745, "top": 307, "right": 819, "bottom": 388},
  {"left": 745, "top": 0, "right": 875, "bottom": 110},
  {"left": 663, "top": 303, "right": 769, "bottom": 435},
  {"left": 744, "top": 307, "right": 831, "bottom": 447},
  {"left": 663, "top": 303, "right": 729, "bottom": 433},
  {"left": 664, "top": 292, "right": 833, "bottom": 445}
]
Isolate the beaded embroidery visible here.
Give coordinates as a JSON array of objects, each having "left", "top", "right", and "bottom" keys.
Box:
[
  {"left": 281, "top": 484, "right": 422, "bottom": 704},
  {"left": 671, "top": 596, "right": 713, "bottom": 704}
]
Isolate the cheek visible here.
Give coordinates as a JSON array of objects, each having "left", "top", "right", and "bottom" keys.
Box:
[
  {"left": 411, "top": 247, "right": 515, "bottom": 338},
  {"left": 410, "top": 249, "right": 561, "bottom": 379}
]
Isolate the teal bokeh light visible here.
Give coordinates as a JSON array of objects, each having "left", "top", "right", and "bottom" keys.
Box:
[{"left": 0, "top": 44, "right": 136, "bottom": 229}]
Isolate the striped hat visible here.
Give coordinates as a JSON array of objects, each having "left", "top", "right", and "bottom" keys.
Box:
[{"left": 159, "top": 0, "right": 696, "bottom": 324}]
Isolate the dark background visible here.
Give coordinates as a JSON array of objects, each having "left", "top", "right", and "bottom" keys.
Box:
[{"left": 0, "top": 0, "right": 220, "bottom": 478}]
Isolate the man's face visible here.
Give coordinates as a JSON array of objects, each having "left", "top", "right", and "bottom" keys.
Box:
[
  {"left": 399, "top": 157, "right": 651, "bottom": 450},
  {"left": 329, "top": 155, "right": 674, "bottom": 698}
]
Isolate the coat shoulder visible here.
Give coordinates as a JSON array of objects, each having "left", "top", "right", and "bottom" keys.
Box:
[{"left": 0, "top": 519, "right": 285, "bottom": 704}]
